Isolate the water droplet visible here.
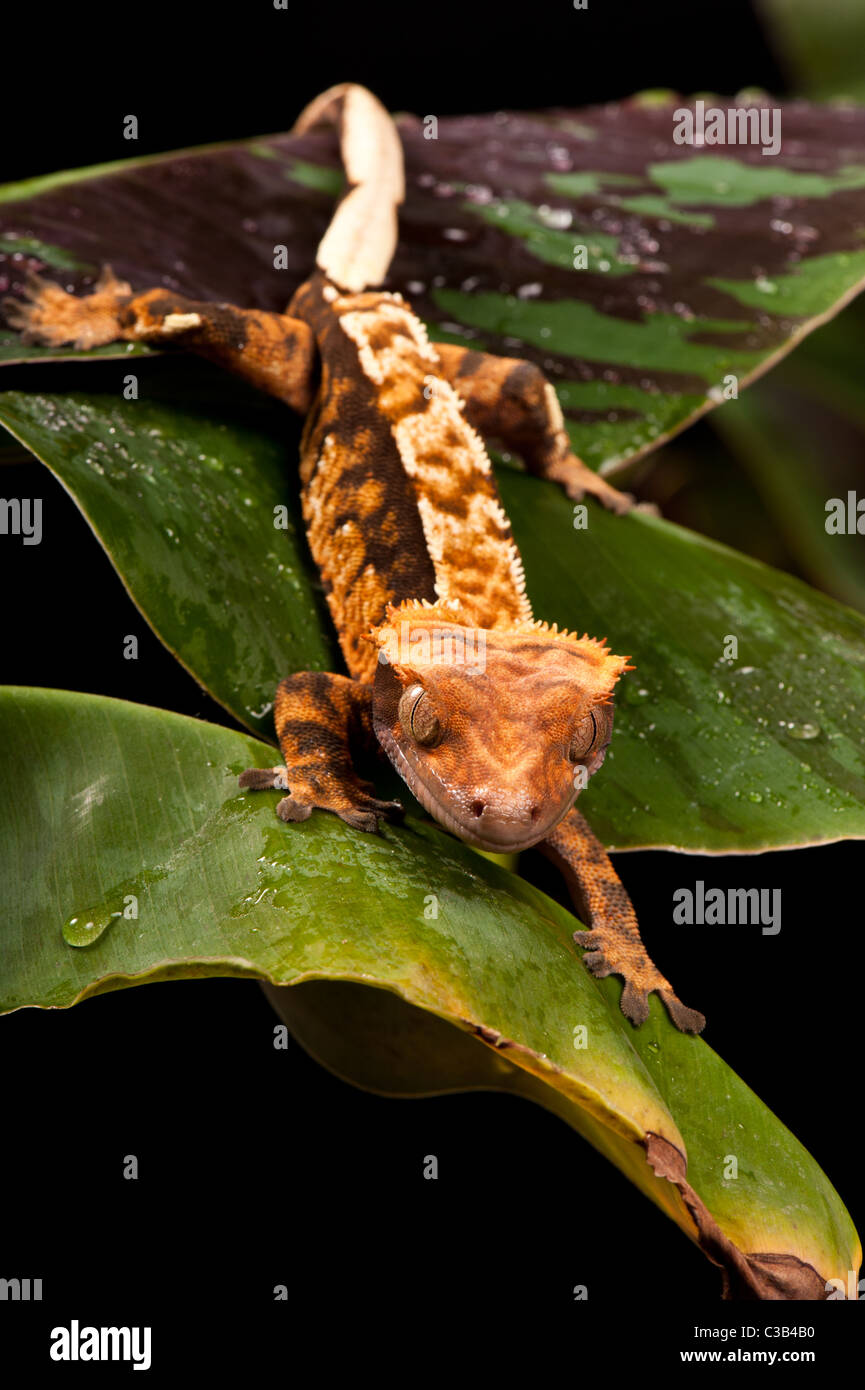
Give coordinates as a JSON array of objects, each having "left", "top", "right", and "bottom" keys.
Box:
[
  {"left": 538, "top": 206, "right": 572, "bottom": 230},
  {"left": 622, "top": 682, "right": 650, "bottom": 705},
  {"left": 748, "top": 791, "right": 763, "bottom": 803},
  {"left": 63, "top": 909, "right": 117, "bottom": 947},
  {"left": 788, "top": 721, "right": 821, "bottom": 740}
]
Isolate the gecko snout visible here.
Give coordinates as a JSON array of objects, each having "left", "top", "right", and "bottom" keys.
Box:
[
  {"left": 470, "top": 797, "right": 541, "bottom": 824},
  {"left": 462, "top": 791, "right": 554, "bottom": 850}
]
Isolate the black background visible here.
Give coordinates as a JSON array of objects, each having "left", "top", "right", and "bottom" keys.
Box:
[{"left": 1, "top": 0, "right": 860, "bottom": 1372}]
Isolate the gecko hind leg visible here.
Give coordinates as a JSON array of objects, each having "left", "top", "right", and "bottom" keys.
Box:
[
  {"left": 433, "top": 343, "right": 645, "bottom": 515},
  {"left": 239, "top": 672, "right": 403, "bottom": 833},
  {"left": 541, "top": 808, "right": 706, "bottom": 1033},
  {"left": 3, "top": 266, "right": 316, "bottom": 412},
  {"left": 4, "top": 266, "right": 135, "bottom": 350}
]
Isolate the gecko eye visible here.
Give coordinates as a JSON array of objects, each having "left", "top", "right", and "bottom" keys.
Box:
[
  {"left": 398, "top": 685, "right": 442, "bottom": 747},
  {"left": 568, "top": 711, "right": 598, "bottom": 762}
]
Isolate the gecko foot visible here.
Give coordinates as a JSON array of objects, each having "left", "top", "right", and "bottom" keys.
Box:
[
  {"left": 546, "top": 455, "right": 637, "bottom": 515},
  {"left": 574, "top": 928, "right": 706, "bottom": 1034},
  {"left": 238, "top": 764, "right": 403, "bottom": 833},
  {"left": 2, "top": 265, "right": 132, "bottom": 349}
]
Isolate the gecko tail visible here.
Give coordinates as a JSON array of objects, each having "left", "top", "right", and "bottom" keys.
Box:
[{"left": 293, "top": 83, "right": 405, "bottom": 293}]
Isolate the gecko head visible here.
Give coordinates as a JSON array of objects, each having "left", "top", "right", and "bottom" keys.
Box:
[{"left": 369, "top": 601, "right": 630, "bottom": 853}]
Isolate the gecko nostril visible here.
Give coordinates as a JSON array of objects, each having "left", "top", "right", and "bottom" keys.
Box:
[
  {"left": 530, "top": 805, "right": 540, "bottom": 823},
  {"left": 470, "top": 799, "right": 485, "bottom": 818}
]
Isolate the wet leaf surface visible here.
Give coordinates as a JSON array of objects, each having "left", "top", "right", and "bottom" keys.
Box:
[
  {"left": 4, "top": 97, "right": 865, "bottom": 469},
  {"left": 1, "top": 685, "right": 857, "bottom": 1295},
  {"left": 1, "top": 373, "right": 862, "bottom": 849}
]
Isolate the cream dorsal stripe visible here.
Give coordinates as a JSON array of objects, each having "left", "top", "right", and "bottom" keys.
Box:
[
  {"left": 335, "top": 292, "right": 533, "bottom": 627},
  {"left": 293, "top": 83, "right": 405, "bottom": 293}
]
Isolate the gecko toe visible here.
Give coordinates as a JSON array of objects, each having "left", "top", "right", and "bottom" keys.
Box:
[
  {"left": 239, "top": 765, "right": 288, "bottom": 791},
  {"left": 340, "top": 794, "right": 404, "bottom": 831},
  {"left": 276, "top": 795, "right": 313, "bottom": 823},
  {"left": 580, "top": 949, "right": 613, "bottom": 978},
  {"left": 620, "top": 980, "right": 650, "bottom": 1027},
  {"left": 659, "top": 990, "right": 706, "bottom": 1035},
  {"left": 573, "top": 929, "right": 605, "bottom": 953},
  {"left": 2, "top": 296, "right": 28, "bottom": 330},
  {"left": 607, "top": 490, "right": 636, "bottom": 516},
  {"left": 338, "top": 807, "right": 381, "bottom": 832}
]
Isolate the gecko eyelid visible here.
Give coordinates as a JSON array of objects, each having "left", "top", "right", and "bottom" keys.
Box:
[
  {"left": 397, "top": 684, "right": 441, "bottom": 746},
  {"left": 569, "top": 710, "right": 598, "bottom": 762},
  {"left": 411, "top": 689, "right": 442, "bottom": 747}
]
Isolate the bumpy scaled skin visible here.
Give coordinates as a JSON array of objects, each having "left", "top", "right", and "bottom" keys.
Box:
[
  {"left": 541, "top": 811, "right": 706, "bottom": 1033},
  {"left": 4, "top": 197, "right": 703, "bottom": 1037},
  {"left": 370, "top": 601, "right": 623, "bottom": 853},
  {"left": 238, "top": 671, "right": 401, "bottom": 832},
  {"left": 433, "top": 343, "right": 635, "bottom": 514}
]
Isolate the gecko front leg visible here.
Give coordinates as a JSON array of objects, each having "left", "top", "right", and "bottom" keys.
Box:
[
  {"left": 541, "top": 808, "right": 705, "bottom": 1033},
  {"left": 240, "top": 672, "right": 403, "bottom": 832}
]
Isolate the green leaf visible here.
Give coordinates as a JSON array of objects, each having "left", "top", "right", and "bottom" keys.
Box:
[
  {"left": 1, "top": 375, "right": 863, "bottom": 850},
  {"left": 0, "top": 372, "right": 334, "bottom": 738},
  {"left": 708, "top": 299, "right": 865, "bottom": 613},
  {"left": 504, "top": 469, "right": 865, "bottom": 852},
  {"left": 5, "top": 98, "right": 865, "bottom": 468},
  {"left": 1, "top": 685, "right": 858, "bottom": 1298},
  {"left": 757, "top": 0, "right": 865, "bottom": 101}
]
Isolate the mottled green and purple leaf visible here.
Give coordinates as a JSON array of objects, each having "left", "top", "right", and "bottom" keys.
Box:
[{"left": 3, "top": 96, "right": 865, "bottom": 472}]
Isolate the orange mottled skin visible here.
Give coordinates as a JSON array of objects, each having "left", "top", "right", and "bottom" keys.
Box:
[{"left": 4, "top": 260, "right": 703, "bottom": 1034}]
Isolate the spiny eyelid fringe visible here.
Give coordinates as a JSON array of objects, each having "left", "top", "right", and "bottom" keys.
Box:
[{"left": 365, "top": 600, "right": 633, "bottom": 683}]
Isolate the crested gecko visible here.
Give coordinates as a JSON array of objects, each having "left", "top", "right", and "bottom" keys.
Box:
[{"left": 4, "top": 83, "right": 705, "bottom": 1033}]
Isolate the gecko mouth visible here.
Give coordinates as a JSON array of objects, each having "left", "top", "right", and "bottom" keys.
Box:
[{"left": 374, "top": 721, "right": 574, "bottom": 852}]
